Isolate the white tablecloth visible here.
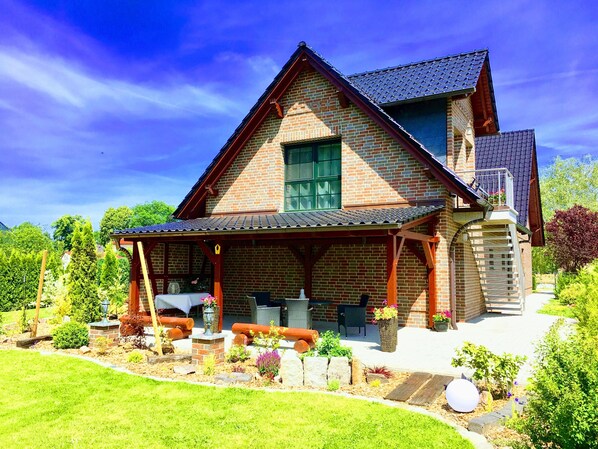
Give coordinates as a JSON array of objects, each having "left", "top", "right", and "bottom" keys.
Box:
[{"left": 154, "top": 293, "right": 210, "bottom": 315}]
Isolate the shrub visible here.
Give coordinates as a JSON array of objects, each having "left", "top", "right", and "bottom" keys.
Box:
[
  {"left": 327, "top": 379, "right": 340, "bottom": 391},
  {"left": 231, "top": 364, "right": 246, "bottom": 373},
  {"left": 52, "top": 322, "right": 89, "bottom": 349},
  {"left": 314, "top": 331, "right": 352, "bottom": 360},
  {"left": 203, "top": 354, "right": 216, "bottom": 376},
  {"left": 119, "top": 314, "right": 147, "bottom": 349},
  {"left": 572, "top": 260, "right": 598, "bottom": 339},
  {"left": 250, "top": 322, "right": 284, "bottom": 352},
  {"left": 451, "top": 342, "right": 526, "bottom": 399},
  {"left": 94, "top": 336, "right": 112, "bottom": 355},
  {"left": 226, "top": 344, "right": 251, "bottom": 363},
  {"left": 127, "top": 351, "right": 144, "bottom": 363},
  {"left": 366, "top": 365, "right": 393, "bottom": 379},
  {"left": 256, "top": 350, "right": 280, "bottom": 380},
  {"left": 523, "top": 320, "right": 598, "bottom": 448}
]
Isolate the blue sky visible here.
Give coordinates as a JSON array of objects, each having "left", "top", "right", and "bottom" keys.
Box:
[{"left": 1, "top": 0, "right": 597, "bottom": 229}]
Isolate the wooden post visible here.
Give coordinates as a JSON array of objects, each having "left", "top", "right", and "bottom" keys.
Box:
[
  {"left": 30, "top": 250, "right": 48, "bottom": 338},
  {"left": 137, "top": 242, "right": 162, "bottom": 356},
  {"left": 427, "top": 242, "right": 437, "bottom": 329},
  {"left": 386, "top": 235, "right": 398, "bottom": 306},
  {"left": 129, "top": 242, "right": 140, "bottom": 315},
  {"left": 213, "top": 243, "right": 223, "bottom": 332}
]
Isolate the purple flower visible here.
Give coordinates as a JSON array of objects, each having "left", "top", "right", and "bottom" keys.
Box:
[{"left": 507, "top": 392, "right": 512, "bottom": 398}]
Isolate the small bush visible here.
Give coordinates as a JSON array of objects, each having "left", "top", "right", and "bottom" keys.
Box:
[
  {"left": 555, "top": 271, "right": 577, "bottom": 301},
  {"left": 226, "top": 344, "right": 251, "bottom": 363},
  {"left": 52, "top": 322, "right": 89, "bottom": 349},
  {"left": 127, "top": 351, "right": 144, "bottom": 363},
  {"left": 231, "top": 364, "right": 246, "bottom": 373},
  {"left": 250, "top": 322, "right": 284, "bottom": 352},
  {"left": 327, "top": 379, "right": 340, "bottom": 391},
  {"left": 314, "top": 331, "right": 352, "bottom": 360},
  {"left": 119, "top": 314, "right": 147, "bottom": 349},
  {"left": 256, "top": 350, "right": 280, "bottom": 380},
  {"left": 203, "top": 354, "right": 215, "bottom": 376},
  {"left": 94, "top": 336, "right": 112, "bottom": 355},
  {"left": 451, "top": 342, "right": 526, "bottom": 399},
  {"left": 523, "top": 320, "right": 598, "bottom": 448},
  {"left": 370, "top": 379, "right": 381, "bottom": 388}
]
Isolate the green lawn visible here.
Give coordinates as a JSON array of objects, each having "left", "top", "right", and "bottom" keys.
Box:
[
  {"left": 537, "top": 299, "right": 576, "bottom": 319},
  {"left": 1, "top": 307, "right": 54, "bottom": 325},
  {"left": 0, "top": 351, "right": 474, "bottom": 449}
]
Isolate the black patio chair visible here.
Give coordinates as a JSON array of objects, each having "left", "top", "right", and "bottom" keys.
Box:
[
  {"left": 251, "top": 291, "right": 274, "bottom": 307},
  {"left": 337, "top": 294, "right": 369, "bottom": 337}
]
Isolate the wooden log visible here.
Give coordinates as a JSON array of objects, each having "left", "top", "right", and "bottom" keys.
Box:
[
  {"left": 293, "top": 339, "right": 311, "bottom": 353},
  {"left": 16, "top": 335, "right": 52, "bottom": 348},
  {"left": 166, "top": 328, "right": 191, "bottom": 340},
  {"left": 231, "top": 323, "right": 319, "bottom": 344},
  {"left": 233, "top": 334, "right": 252, "bottom": 346},
  {"left": 119, "top": 315, "right": 194, "bottom": 331}
]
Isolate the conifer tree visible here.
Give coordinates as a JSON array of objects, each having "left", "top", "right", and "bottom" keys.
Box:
[
  {"left": 100, "top": 244, "right": 118, "bottom": 291},
  {"left": 68, "top": 221, "right": 100, "bottom": 323}
]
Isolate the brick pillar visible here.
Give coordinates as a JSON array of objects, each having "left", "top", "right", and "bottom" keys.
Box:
[
  {"left": 192, "top": 333, "right": 225, "bottom": 366},
  {"left": 88, "top": 321, "right": 120, "bottom": 347}
]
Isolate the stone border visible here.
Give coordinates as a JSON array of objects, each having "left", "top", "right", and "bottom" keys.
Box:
[{"left": 4, "top": 347, "right": 492, "bottom": 449}]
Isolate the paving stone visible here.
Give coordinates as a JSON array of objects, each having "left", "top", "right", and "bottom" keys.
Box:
[
  {"left": 229, "top": 372, "right": 253, "bottom": 383},
  {"left": 367, "top": 372, "right": 391, "bottom": 384},
  {"left": 173, "top": 365, "right": 196, "bottom": 375},
  {"left": 214, "top": 374, "right": 235, "bottom": 385},
  {"left": 280, "top": 354, "right": 304, "bottom": 387},
  {"left": 327, "top": 357, "right": 351, "bottom": 385},
  {"left": 304, "top": 356, "right": 328, "bottom": 387}
]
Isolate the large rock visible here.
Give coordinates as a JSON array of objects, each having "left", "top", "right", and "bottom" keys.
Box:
[
  {"left": 304, "top": 356, "right": 328, "bottom": 388},
  {"left": 280, "top": 353, "right": 304, "bottom": 387},
  {"left": 327, "top": 357, "right": 351, "bottom": 385}
]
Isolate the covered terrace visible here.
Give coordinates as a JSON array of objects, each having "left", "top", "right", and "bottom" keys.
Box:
[{"left": 114, "top": 205, "right": 443, "bottom": 331}]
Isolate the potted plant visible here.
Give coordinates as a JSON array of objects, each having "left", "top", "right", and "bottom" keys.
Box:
[
  {"left": 202, "top": 295, "right": 219, "bottom": 335},
  {"left": 372, "top": 300, "right": 399, "bottom": 352},
  {"left": 432, "top": 309, "right": 451, "bottom": 332}
]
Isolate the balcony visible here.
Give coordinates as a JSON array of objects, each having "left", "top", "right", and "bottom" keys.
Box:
[{"left": 454, "top": 168, "right": 519, "bottom": 224}]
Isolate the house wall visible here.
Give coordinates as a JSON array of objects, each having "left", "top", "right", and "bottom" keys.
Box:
[
  {"left": 447, "top": 97, "right": 475, "bottom": 181},
  {"left": 519, "top": 236, "right": 533, "bottom": 294},
  {"left": 455, "top": 238, "right": 486, "bottom": 321},
  {"left": 206, "top": 70, "right": 446, "bottom": 215}
]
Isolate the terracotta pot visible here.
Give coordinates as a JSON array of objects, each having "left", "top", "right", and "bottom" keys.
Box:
[
  {"left": 434, "top": 321, "right": 449, "bottom": 332},
  {"left": 378, "top": 317, "right": 398, "bottom": 352}
]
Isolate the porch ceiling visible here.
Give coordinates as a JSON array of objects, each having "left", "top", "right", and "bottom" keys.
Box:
[{"left": 114, "top": 205, "right": 444, "bottom": 239}]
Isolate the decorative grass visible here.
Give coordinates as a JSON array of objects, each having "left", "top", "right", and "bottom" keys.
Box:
[
  {"left": 537, "top": 299, "right": 576, "bottom": 319},
  {"left": 0, "top": 350, "right": 475, "bottom": 449}
]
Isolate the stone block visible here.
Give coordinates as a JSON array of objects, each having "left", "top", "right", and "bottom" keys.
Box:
[
  {"left": 174, "top": 365, "right": 196, "bottom": 375},
  {"left": 229, "top": 372, "right": 253, "bottom": 383},
  {"left": 280, "top": 353, "right": 304, "bottom": 387},
  {"left": 327, "top": 357, "right": 351, "bottom": 385},
  {"left": 366, "top": 373, "right": 389, "bottom": 384},
  {"left": 304, "top": 356, "right": 328, "bottom": 388}
]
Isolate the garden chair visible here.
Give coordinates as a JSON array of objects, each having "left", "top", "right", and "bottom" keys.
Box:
[
  {"left": 251, "top": 291, "right": 274, "bottom": 307},
  {"left": 246, "top": 295, "right": 280, "bottom": 326},
  {"left": 337, "top": 294, "right": 369, "bottom": 337},
  {"left": 285, "top": 298, "right": 313, "bottom": 329}
]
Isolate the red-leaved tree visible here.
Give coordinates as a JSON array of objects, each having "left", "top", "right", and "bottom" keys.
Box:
[{"left": 546, "top": 205, "right": 598, "bottom": 272}]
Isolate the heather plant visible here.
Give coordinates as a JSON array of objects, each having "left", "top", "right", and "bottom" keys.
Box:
[
  {"left": 451, "top": 342, "right": 526, "bottom": 399},
  {"left": 52, "top": 322, "right": 89, "bottom": 349},
  {"left": 256, "top": 350, "right": 280, "bottom": 380}
]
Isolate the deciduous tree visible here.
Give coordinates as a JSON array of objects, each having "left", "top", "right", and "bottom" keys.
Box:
[
  {"left": 52, "top": 215, "right": 85, "bottom": 251},
  {"left": 129, "top": 201, "right": 175, "bottom": 228},
  {"left": 98, "top": 206, "right": 132, "bottom": 246},
  {"left": 546, "top": 205, "right": 598, "bottom": 273}
]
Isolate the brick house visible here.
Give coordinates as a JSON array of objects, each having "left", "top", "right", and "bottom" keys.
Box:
[{"left": 115, "top": 43, "right": 543, "bottom": 330}]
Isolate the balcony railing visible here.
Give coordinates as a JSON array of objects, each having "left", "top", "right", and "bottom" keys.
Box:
[{"left": 456, "top": 168, "right": 514, "bottom": 209}]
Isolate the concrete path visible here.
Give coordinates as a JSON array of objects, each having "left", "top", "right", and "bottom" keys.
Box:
[{"left": 174, "top": 292, "right": 563, "bottom": 384}]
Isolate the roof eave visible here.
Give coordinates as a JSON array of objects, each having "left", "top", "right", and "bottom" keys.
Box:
[{"left": 378, "top": 88, "right": 475, "bottom": 108}]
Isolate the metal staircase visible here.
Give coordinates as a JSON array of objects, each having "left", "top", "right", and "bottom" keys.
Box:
[{"left": 466, "top": 223, "right": 525, "bottom": 314}]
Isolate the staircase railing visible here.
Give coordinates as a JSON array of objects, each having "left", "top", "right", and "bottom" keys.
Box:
[{"left": 456, "top": 168, "right": 514, "bottom": 208}]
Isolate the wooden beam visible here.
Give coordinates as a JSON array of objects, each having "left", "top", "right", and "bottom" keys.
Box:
[
  {"left": 205, "top": 184, "right": 219, "bottom": 197},
  {"left": 422, "top": 242, "right": 435, "bottom": 269},
  {"left": 213, "top": 242, "right": 224, "bottom": 332},
  {"left": 337, "top": 90, "right": 350, "bottom": 108},
  {"left": 427, "top": 242, "right": 437, "bottom": 328},
  {"left": 129, "top": 242, "right": 141, "bottom": 314},
  {"left": 270, "top": 99, "right": 284, "bottom": 118},
  {"left": 288, "top": 245, "right": 305, "bottom": 264},
  {"left": 137, "top": 242, "right": 162, "bottom": 356},
  {"left": 195, "top": 240, "right": 217, "bottom": 265},
  {"left": 400, "top": 212, "right": 441, "bottom": 231},
  {"left": 397, "top": 230, "right": 439, "bottom": 242},
  {"left": 405, "top": 241, "right": 427, "bottom": 266},
  {"left": 386, "top": 235, "right": 399, "bottom": 306},
  {"left": 311, "top": 244, "right": 331, "bottom": 265}
]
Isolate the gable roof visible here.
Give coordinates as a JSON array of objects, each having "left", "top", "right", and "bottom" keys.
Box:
[
  {"left": 476, "top": 130, "right": 545, "bottom": 245},
  {"left": 117, "top": 205, "right": 443, "bottom": 237},
  {"left": 174, "top": 42, "right": 484, "bottom": 219},
  {"left": 0, "top": 221, "right": 9, "bottom": 231}
]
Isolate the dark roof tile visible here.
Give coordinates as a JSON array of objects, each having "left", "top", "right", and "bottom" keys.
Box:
[
  {"left": 116, "top": 205, "right": 444, "bottom": 236},
  {"left": 348, "top": 50, "right": 488, "bottom": 105},
  {"left": 475, "top": 130, "right": 536, "bottom": 226}
]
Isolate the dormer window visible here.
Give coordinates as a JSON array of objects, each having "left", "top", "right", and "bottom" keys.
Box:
[{"left": 284, "top": 140, "right": 341, "bottom": 211}]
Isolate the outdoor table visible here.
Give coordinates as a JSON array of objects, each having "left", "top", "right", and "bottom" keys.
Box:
[
  {"left": 309, "top": 299, "right": 333, "bottom": 307},
  {"left": 154, "top": 292, "right": 210, "bottom": 317}
]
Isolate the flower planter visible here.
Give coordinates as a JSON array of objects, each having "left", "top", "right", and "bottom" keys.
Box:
[
  {"left": 203, "top": 305, "right": 220, "bottom": 334},
  {"left": 433, "top": 321, "right": 449, "bottom": 332},
  {"left": 377, "top": 317, "right": 398, "bottom": 352}
]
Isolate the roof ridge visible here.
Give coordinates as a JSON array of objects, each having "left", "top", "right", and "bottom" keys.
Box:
[
  {"left": 348, "top": 49, "right": 488, "bottom": 79},
  {"left": 476, "top": 129, "right": 535, "bottom": 139}
]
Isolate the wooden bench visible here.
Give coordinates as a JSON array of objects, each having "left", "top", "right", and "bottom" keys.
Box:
[
  {"left": 119, "top": 314, "right": 195, "bottom": 341},
  {"left": 231, "top": 323, "right": 319, "bottom": 353}
]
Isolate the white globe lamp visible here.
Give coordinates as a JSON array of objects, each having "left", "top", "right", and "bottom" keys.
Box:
[{"left": 446, "top": 379, "right": 479, "bottom": 413}]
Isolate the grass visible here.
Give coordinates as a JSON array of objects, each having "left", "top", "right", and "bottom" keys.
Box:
[
  {"left": 537, "top": 299, "right": 576, "bottom": 319},
  {"left": 0, "top": 350, "right": 474, "bottom": 449},
  {"left": 1, "top": 307, "right": 54, "bottom": 325}
]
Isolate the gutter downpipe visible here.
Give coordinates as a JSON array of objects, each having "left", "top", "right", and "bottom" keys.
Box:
[{"left": 449, "top": 199, "right": 491, "bottom": 330}]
